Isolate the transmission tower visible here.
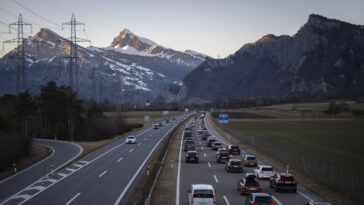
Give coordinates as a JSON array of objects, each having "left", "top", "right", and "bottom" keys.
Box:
[
  {"left": 62, "top": 13, "right": 90, "bottom": 93},
  {"left": 2, "top": 14, "right": 32, "bottom": 94}
]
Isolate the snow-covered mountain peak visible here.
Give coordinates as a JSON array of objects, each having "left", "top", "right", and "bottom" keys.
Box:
[{"left": 110, "top": 29, "right": 157, "bottom": 51}]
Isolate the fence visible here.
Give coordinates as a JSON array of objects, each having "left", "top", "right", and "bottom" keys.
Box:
[{"left": 216, "top": 121, "right": 364, "bottom": 203}]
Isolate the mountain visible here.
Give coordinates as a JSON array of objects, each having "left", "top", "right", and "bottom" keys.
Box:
[
  {"left": 175, "top": 14, "right": 364, "bottom": 104},
  {"left": 0, "top": 28, "right": 206, "bottom": 104}
]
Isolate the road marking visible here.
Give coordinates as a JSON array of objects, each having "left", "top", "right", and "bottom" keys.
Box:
[
  {"left": 72, "top": 163, "right": 83, "bottom": 168},
  {"left": 12, "top": 194, "right": 31, "bottom": 200},
  {"left": 201, "top": 146, "right": 204, "bottom": 150},
  {"left": 271, "top": 195, "right": 283, "bottom": 205},
  {"left": 2, "top": 127, "right": 154, "bottom": 205},
  {"left": 199, "top": 142, "right": 201, "bottom": 145},
  {"left": 99, "top": 170, "right": 108, "bottom": 178},
  {"left": 79, "top": 160, "right": 88, "bottom": 164},
  {"left": 175, "top": 131, "right": 184, "bottom": 205},
  {"left": 66, "top": 168, "right": 76, "bottom": 172},
  {"left": 26, "top": 185, "right": 45, "bottom": 192},
  {"left": 223, "top": 195, "right": 230, "bottom": 205},
  {"left": 204, "top": 153, "right": 207, "bottom": 158},
  {"left": 117, "top": 157, "right": 123, "bottom": 163},
  {"left": 298, "top": 190, "right": 315, "bottom": 202},
  {"left": 66, "top": 192, "right": 81, "bottom": 205},
  {"left": 57, "top": 172, "right": 68, "bottom": 177},
  {"left": 208, "top": 162, "right": 211, "bottom": 168},
  {"left": 114, "top": 123, "right": 179, "bottom": 205},
  {"left": 129, "top": 149, "right": 134, "bottom": 153},
  {"left": 137, "top": 143, "right": 141, "bottom": 146},
  {"left": 213, "top": 175, "right": 219, "bottom": 183},
  {"left": 144, "top": 138, "right": 147, "bottom": 141}
]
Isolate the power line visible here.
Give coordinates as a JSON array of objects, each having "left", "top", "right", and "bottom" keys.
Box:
[
  {"left": 12, "top": 0, "right": 61, "bottom": 28},
  {"left": 42, "top": 0, "right": 72, "bottom": 14},
  {"left": 0, "top": 7, "right": 17, "bottom": 18}
]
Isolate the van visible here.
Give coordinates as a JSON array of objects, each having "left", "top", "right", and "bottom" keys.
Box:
[{"left": 188, "top": 184, "right": 216, "bottom": 205}]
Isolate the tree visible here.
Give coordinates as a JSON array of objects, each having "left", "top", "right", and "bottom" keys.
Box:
[
  {"left": 15, "top": 91, "right": 37, "bottom": 137},
  {"left": 324, "top": 102, "right": 341, "bottom": 116}
]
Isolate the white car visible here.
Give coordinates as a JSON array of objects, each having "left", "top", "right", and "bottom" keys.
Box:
[
  {"left": 188, "top": 184, "right": 216, "bottom": 205},
  {"left": 254, "top": 165, "right": 274, "bottom": 179},
  {"left": 125, "top": 135, "right": 136, "bottom": 144}
]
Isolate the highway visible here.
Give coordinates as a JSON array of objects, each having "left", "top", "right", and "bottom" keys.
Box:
[
  {"left": 1, "top": 116, "right": 183, "bottom": 205},
  {"left": 177, "top": 114, "right": 325, "bottom": 205},
  {"left": 0, "top": 139, "right": 83, "bottom": 204}
]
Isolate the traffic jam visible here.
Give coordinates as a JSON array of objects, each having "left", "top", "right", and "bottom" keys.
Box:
[{"left": 181, "top": 114, "right": 331, "bottom": 205}]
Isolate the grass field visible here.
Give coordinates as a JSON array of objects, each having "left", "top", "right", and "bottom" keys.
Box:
[{"left": 227, "top": 119, "right": 364, "bottom": 174}]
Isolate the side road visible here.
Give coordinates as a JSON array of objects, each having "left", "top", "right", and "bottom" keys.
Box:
[{"left": 0, "top": 138, "right": 83, "bottom": 203}]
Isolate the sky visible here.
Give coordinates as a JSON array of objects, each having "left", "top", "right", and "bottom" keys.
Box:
[{"left": 0, "top": 0, "right": 364, "bottom": 58}]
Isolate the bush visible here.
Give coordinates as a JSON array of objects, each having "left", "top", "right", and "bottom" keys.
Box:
[{"left": 0, "top": 130, "right": 31, "bottom": 169}]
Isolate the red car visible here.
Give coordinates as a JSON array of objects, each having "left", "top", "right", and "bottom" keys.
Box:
[
  {"left": 225, "top": 159, "right": 244, "bottom": 173},
  {"left": 227, "top": 145, "right": 241, "bottom": 155}
]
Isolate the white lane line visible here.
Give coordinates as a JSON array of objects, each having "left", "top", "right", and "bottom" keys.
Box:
[
  {"left": 79, "top": 160, "right": 88, "bottom": 164},
  {"left": 213, "top": 175, "right": 219, "bottom": 183},
  {"left": 298, "top": 190, "right": 315, "bottom": 202},
  {"left": 176, "top": 131, "right": 184, "bottom": 205},
  {"left": 114, "top": 123, "right": 179, "bottom": 205},
  {"left": 137, "top": 143, "right": 141, "bottom": 146},
  {"left": 72, "top": 163, "right": 83, "bottom": 168},
  {"left": 201, "top": 146, "right": 204, "bottom": 150},
  {"left": 129, "top": 149, "right": 134, "bottom": 153},
  {"left": 144, "top": 138, "right": 147, "bottom": 141},
  {"left": 199, "top": 142, "right": 201, "bottom": 145},
  {"left": 207, "top": 162, "right": 211, "bottom": 168},
  {"left": 204, "top": 153, "right": 207, "bottom": 158},
  {"left": 66, "top": 192, "right": 81, "bottom": 205},
  {"left": 271, "top": 195, "right": 283, "bottom": 205},
  {"left": 98, "top": 170, "right": 108, "bottom": 178},
  {"left": 223, "top": 195, "right": 230, "bottom": 205},
  {"left": 66, "top": 168, "right": 76, "bottom": 172},
  {"left": 57, "top": 172, "right": 68, "bottom": 177},
  {"left": 117, "top": 157, "right": 123, "bottom": 163},
  {"left": 11, "top": 194, "right": 31, "bottom": 200}
]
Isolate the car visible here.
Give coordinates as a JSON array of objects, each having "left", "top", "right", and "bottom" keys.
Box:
[
  {"left": 225, "top": 159, "right": 244, "bottom": 173},
  {"left": 216, "top": 152, "right": 229, "bottom": 163},
  {"left": 201, "top": 132, "right": 210, "bottom": 140},
  {"left": 153, "top": 124, "right": 159, "bottom": 129},
  {"left": 270, "top": 173, "right": 297, "bottom": 192},
  {"left": 184, "top": 131, "right": 192, "bottom": 139},
  {"left": 207, "top": 138, "right": 217, "bottom": 147},
  {"left": 184, "top": 144, "right": 195, "bottom": 152},
  {"left": 185, "top": 150, "right": 199, "bottom": 163},
  {"left": 125, "top": 135, "right": 136, "bottom": 144},
  {"left": 215, "top": 148, "right": 228, "bottom": 156},
  {"left": 188, "top": 184, "right": 216, "bottom": 205},
  {"left": 243, "top": 155, "right": 258, "bottom": 167},
  {"left": 211, "top": 142, "right": 223, "bottom": 150},
  {"left": 227, "top": 145, "right": 241, "bottom": 155},
  {"left": 184, "top": 137, "right": 193, "bottom": 142},
  {"left": 174, "top": 119, "right": 179, "bottom": 123},
  {"left": 165, "top": 119, "right": 170, "bottom": 123},
  {"left": 254, "top": 165, "right": 274, "bottom": 179},
  {"left": 158, "top": 122, "right": 163, "bottom": 127},
  {"left": 237, "top": 175, "right": 262, "bottom": 195},
  {"left": 245, "top": 193, "right": 274, "bottom": 205},
  {"left": 305, "top": 201, "right": 333, "bottom": 205},
  {"left": 197, "top": 128, "right": 203, "bottom": 134}
]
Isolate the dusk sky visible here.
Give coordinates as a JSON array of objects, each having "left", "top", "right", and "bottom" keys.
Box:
[{"left": 1, "top": 0, "right": 363, "bottom": 57}]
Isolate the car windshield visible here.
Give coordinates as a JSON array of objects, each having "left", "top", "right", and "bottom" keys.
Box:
[
  {"left": 127, "top": 137, "right": 134, "bottom": 139},
  {"left": 262, "top": 167, "right": 273, "bottom": 171},
  {"left": 188, "top": 153, "right": 197, "bottom": 157},
  {"left": 185, "top": 141, "right": 194, "bottom": 144},
  {"left": 214, "top": 143, "right": 221, "bottom": 146},
  {"left": 219, "top": 153, "right": 228, "bottom": 156},
  {"left": 255, "top": 196, "right": 272, "bottom": 203},
  {"left": 281, "top": 176, "right": 294, "bottom": 181},
  {"left": 231, "top": 161, "right": 241, "bottom": 165},
  {"left": 193, "top": 190, "right": 214, "bottom": 198},
  {"left": 247, "top": 156, "right": 256, "bottom": 160},
  {"left": 245, "top": 179, "right": 259, "bottom": 186}
]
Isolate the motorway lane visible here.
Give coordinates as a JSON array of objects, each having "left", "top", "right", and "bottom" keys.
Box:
[
  {"left": 178, "top": 115, "right": 320, "bottom": 205},
  {"left": 16, "top": 116, "right": 184, "bottom": 205},
  {"left": 0, "top": 139, "right": 82, "bottom": 203}
]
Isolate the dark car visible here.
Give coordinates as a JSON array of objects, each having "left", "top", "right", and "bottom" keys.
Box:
[
  {"left": 158, "top": 122, "right": 163, "bottom": 127},
  {"left": 243, "top": 155, "right": 258, "bottom": 167},
  {"left": 184, "top": 131, "right": 192, "bottom": 139},
  {"left": 225, "top": 159, "right": 244, "bottom": 173},
  {"left": 207, "top": 139, "right": 217, "bottom": 147},
  {"left": 237, "top": 176, "right": 262, "bottom": 195},
  {"left": 270, "top": 173, "right": 297, "bottom": 192},
  {"left": 184, "top": 142, "right": 195, "bottom": 152},
  {"left": 202, "top": 132, "right": 210, "bottom": 140},
  {"left": 245, "top": 193, "right": 274, "bottom": 205},
  {"left": 228, "top": 145, "right": 241, "bottom": 155},
  {"left": 216, "top": 152, "right": 229, "bottom": 163},
  {"left": 185, "top": 150, "right": 199, "bottom": 163}
]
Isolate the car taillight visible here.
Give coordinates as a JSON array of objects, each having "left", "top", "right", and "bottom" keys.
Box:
[
  {"left": 278, "top": 180, "right": 284, "bottom": 184},
  {"left": 252, "top": 202, "right": 258, "bottom": 205},
  {"left": 269, "top": 203, "right": 274, "bottom": 205}
]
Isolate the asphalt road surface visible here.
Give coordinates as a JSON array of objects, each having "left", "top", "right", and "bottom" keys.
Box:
[
  {"left": 0, "top": 138, "right": 83, "bottom": 204},
  {"left": 177, "top": 114, "right": 325, "bottom": 205},
  {"left": 1, "top": 115, "right": 184, "bottom": 205}
]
